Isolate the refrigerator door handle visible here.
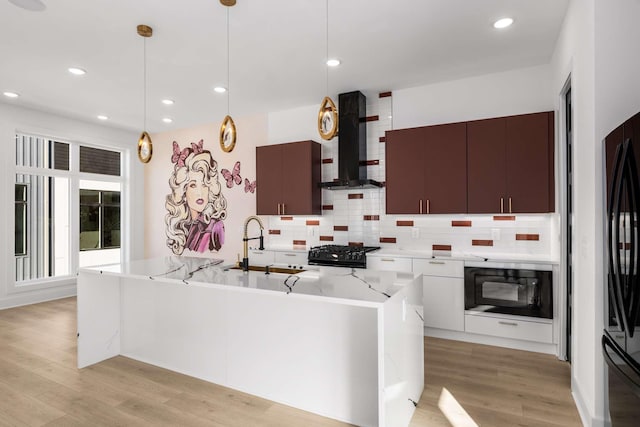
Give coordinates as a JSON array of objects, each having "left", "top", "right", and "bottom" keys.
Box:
[
  {"left": 602, "top": 332, "right": 640, "bottom": 399},
  {"left": 608, "top": 138, "right": 640, "bottom": 337}
]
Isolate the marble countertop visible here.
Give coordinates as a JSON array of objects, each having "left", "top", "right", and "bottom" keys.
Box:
[{"left": 80, "top": 256, "right": 421, "bottom": 307}]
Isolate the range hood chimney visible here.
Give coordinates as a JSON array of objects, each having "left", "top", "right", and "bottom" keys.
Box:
[{"left": 319, "top": 91, "right": 383, "bottom": 190}]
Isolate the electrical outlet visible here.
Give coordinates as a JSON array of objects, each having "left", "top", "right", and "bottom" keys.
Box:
[
  {"left": 411, "top": 227, "right": 420, "bottom": 239},
  {"left": 491, "top": 228, "right": 501, "bottom": 241}
]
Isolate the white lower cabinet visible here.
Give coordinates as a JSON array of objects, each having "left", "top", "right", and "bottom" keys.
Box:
[
  {"left": 367, "top": 255, "right": 413, "bottom": 272},
  {"left": 368, "top": 253, "right": 555, "bottom": 348},
  {"left": 247, "top": 250, "right": 308, "bottom": 267},
  {"left": 248, "top": 250, "right": 275, "bottom": 266},
  {"left": 274, "top": 251, "right": 307, "bottom": 266},
  {"left": 464, "top": 312, "right": 553, "bottom": 343},
  {"left": 413, "top": 259, "right": 464, "bottom": 332}
]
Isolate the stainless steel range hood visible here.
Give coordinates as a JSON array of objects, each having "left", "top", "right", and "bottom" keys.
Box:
[{"left": 320, "top": 91, "right": 383, "bottom": 190}]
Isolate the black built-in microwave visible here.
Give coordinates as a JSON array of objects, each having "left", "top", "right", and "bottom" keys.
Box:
[{"left": 464, "top": 266, "right": 552, "bottom": 319}]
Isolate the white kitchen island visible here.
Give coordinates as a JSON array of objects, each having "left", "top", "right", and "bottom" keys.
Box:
[{"left": 77, "top": 256, "right": 424, "bottom": 427}]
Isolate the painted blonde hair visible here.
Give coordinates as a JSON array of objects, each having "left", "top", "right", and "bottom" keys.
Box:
[{"left": 165, "top": 151, "right": 227, "bottom": 255}]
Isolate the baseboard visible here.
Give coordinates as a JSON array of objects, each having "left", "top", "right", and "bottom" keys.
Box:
[
  {"left": 0, "top": 285, "right": 76, "bottom": 310},
  {"left": 572, "top": 375, "right": 609, "bottom": 427}
]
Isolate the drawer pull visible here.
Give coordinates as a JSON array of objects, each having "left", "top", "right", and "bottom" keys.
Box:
[
  {"left": 429, "top": 261, "right": 445, "bottom": 265},
  {"left": 381, "top": 258, "right": 396, "bottom": 262},
  {"left": 283, "top": 254, "right": 296, "bottom": 257},
  {"left": 253, "top": 251, "right": 264, "bottom": 254},
  {"left": 498, "top": 321, "right": 518, "bottom": 326}
]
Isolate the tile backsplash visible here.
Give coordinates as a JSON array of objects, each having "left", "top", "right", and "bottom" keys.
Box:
[{"left": 262, "top": 91, "right": 559, "bottom": 260}]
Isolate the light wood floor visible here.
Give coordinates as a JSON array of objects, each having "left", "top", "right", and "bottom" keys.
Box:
[{"left": 0, "top": 297, "right": 583, "bottom": 426}]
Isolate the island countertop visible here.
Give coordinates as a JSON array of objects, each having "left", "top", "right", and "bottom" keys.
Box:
[
  {"left": 78, "top": 256, "right": 424, "bottom": 427},
  {"left": 81, "top": 256, "right": 421, "bottom": 307}
]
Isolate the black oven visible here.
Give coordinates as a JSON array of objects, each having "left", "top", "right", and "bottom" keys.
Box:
[{"left": 464, "top": 266, "right": 553, "bottom": 319}]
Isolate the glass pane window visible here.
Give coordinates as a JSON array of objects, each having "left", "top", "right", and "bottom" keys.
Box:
[
  {"left": 15, "top": 134, "right": 69, "bottom": 170},
  {"left": 14, "top": 174, "right": 70, "bottom": 282},
  {"left": 15, "top": 184, "right": 28, "bottom": 256},
  {"left": 79, "top": 146, "right": 121, "bottom": 176},
  {"left": 15, "top": 132, "right": 124, "bottom": 281},
  {"left": 79, "top": 189, "right": 120, "bottom": 251}
]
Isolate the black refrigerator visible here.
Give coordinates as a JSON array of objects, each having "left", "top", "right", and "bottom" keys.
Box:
[{"left": 603, "top": 111, "right": 640, "bottom": 426}]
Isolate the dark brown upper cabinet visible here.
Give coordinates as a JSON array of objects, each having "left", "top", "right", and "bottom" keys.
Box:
[
  {"left": 386, "top": 122, "right": 467, "bottom": 214},
  {"left": 467, "top": 111, "right": 555, "bottom": 214},
  {"left": 256, "top": 140, "right": 321, "bottom": 216}
]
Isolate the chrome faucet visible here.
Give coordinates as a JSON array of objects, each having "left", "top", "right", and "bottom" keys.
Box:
[{"left": 242, "top": 215, "right": 265, "bottom": 271}]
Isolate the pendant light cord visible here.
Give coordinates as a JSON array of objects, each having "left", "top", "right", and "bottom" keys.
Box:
[
  {"left": 143, "top": 36, "right": 147, "bottom": 132},
  {"left": 325, "top": 0, "right": 329, "bottom": 96},
  {"left": 227, "top": 6, "right": 230, "bottom": 116}
]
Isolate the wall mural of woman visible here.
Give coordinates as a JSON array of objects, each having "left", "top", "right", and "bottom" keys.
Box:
[{"left": 165, "top": 139, "right": 227, "bottom": 255}]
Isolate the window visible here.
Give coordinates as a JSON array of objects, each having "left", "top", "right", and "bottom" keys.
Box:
[
  {"left": 14, "top": 132, "right": 124, "bottom": 283},
  {"left": 15, "top": 184, "right": 28, "bottom": 257},
  {"left": 80, "top": 189, "right": 120, "bottom": 250}
]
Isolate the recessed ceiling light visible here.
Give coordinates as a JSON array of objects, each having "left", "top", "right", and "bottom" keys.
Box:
[
  {"left": 326, "top": 59, "right": 341, "bottom": 67},
  {"left": 162, "top": 117, "right": 173, "bottom": 124},
  {"left": 97, "top": 115, "right": 108, "bottom": 120},
  {"left": 68, "top": 67, "right": 86, "bottom": 76},
  {"left": 214, "top": 86, "right": 227, "bottom": 93},
  {"left": 493, "top": 18, "right": 514, "bottom": 29},
  {"left": 8, "top": 0, "right": 45, "bottom": 11},
  {"left": 3, "top": 91, "right": 19, "bottom": 98},
  {"left": 161, "top": 99, "right": 174, "bottom": 105}
]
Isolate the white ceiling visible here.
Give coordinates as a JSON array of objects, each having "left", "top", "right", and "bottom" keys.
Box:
[{"left": 0, "top": 0, "right": 569, "bottom": 134}]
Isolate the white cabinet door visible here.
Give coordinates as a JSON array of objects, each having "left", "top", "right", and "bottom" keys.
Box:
[
  {"left": 413, "top": 259, "right": 464, "bottom": 331},
  {"left": 422, "top": 275, "right": 465, "bottom": 331},
  {"left": 464, "top": 313, "right": 553, "bottom": 343},
  {"left": 249, "top": 250, "right": 275, "bottom": 266},
  {"left": 275, "top": 251, "right": 307, "bottom": 266},
  {"left": 367, "top": 256, "right": 412, "bottom": 272}
]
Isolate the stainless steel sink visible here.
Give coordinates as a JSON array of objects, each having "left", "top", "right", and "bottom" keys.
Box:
[{"left": 225, "top": 265, "right": 306, "bottom": 274}]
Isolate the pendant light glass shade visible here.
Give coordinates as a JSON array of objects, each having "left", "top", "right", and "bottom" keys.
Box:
[
  {"left": 219, "top": 1, "right": 236, "bottom": 153},
  {"left": 137, "top": 24, "right": 153, "bottom": 163}
]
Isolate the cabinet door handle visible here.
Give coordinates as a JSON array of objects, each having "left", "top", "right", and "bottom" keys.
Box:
[
  {"left": 429, "top": 261, "right": 445, "bottom": 265},
  {"left": 419, "top": 199, "right": 423, "bottom": 214},
  {"left": 277, "top": 203, "right": 281, "bottom": 215},
  {"left": 500, "top": 197, "right": 504, "bottom": 213},
  {"left": 509, "top": 197, "right": 512, "bottom": 213},
  {"left": 498, "top": 321, "right": 518, "bottom": 326},
  {"left": 282, "top": 203, "right": 286, "bottom": 215},
  {"left": 427, "top": 199, "right": 430, "bottom": 214}
]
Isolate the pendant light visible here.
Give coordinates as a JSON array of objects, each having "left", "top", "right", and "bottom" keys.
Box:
[
  {"left": 317, "top": 0, "right": 338, "bottom": 141},
  {"left": 219, "top": 0, "right": 237, "bottom": 153},
  {"left": 137, "top": 24, "right": 153, "bottom": 163}
]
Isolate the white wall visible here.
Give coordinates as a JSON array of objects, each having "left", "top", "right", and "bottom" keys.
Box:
[
  {"left": 549, "top": 1, "right": 640, "bottom": 426},
  {"left": 393, "top": 64, "right": 553, "bottom": 129},
  {"left": 0, "top": 102, "right": 143, "bottom": 309},
  {"left": 144, "top": 114, "right": 268, "bottom": 262}
]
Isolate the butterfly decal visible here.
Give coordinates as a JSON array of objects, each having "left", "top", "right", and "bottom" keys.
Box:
[
  {"left": 221, "top": 161, "right": 242, "bottom": 188},
  {"left": 171, "top": 141, "right": 189, "bottom": 168},
  {"left": 191, "top": 139, "right": 204, "bottom": 155},
  {"left": 244, "top": 178, "right": 256, "bottom": 193}
]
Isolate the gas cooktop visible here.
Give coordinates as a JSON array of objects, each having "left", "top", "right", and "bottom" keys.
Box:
[{"left": 307, "top": 244, "right": 380, "bottom": 268}]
